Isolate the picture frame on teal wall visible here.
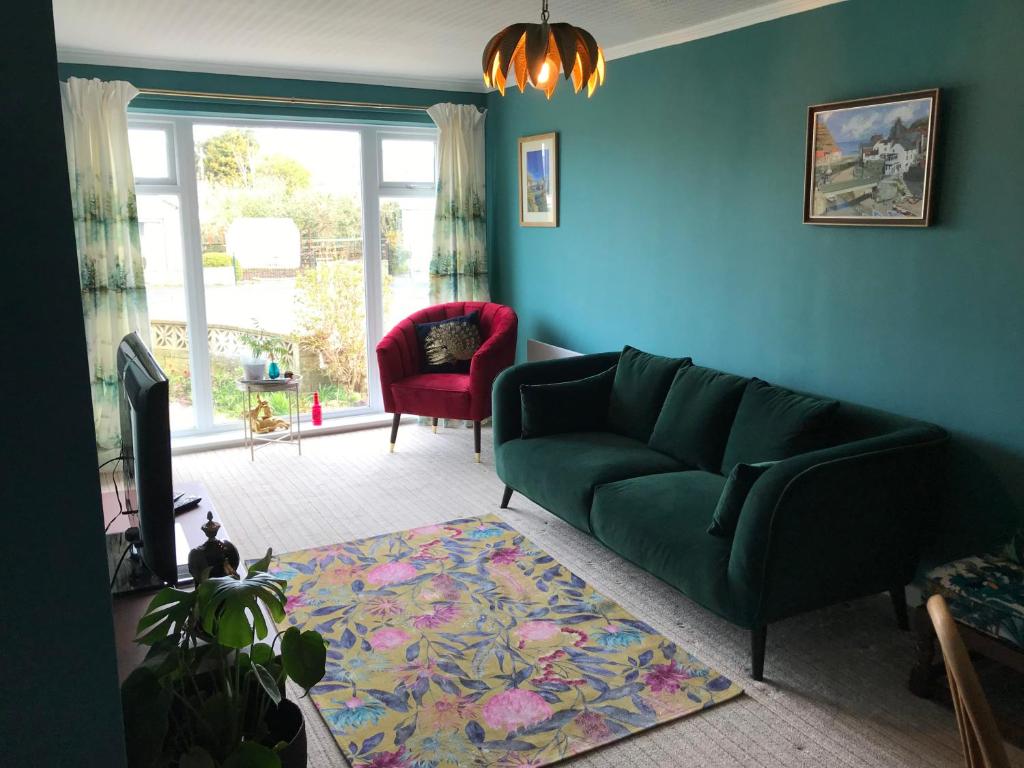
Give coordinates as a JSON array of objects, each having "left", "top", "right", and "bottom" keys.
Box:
[
  {"left": 803, "top": 89, "right": 939, "bottom": 226},
  {"left": 519, "top": 132, "right": 558, "bottom": 227}
]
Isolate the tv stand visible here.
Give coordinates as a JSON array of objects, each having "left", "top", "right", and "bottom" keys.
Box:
[
  {"left": 104, "top": 481, "right": 228, "bottom": 680},
  {"left": 105, "top": 526, "right": 187, "bottom": 595}
]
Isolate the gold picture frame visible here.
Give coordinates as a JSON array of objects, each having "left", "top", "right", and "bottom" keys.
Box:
[
  {"left": 518, "top": 132, "right": 558, "bottom": 227},
  {"left": 803, "top": 89, "right": 939, "bottom": 226}
]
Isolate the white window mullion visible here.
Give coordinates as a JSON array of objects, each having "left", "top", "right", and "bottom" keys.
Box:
[
  {"left": 173, "top": 117, "right": 215, "bottom": 431},
  {"left": 360, "top": 127, "right": 385, "bottom": 412}
]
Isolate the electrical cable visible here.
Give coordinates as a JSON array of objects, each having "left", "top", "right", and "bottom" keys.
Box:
[
  {"left": 109, "top": 544, "right": 131, "bottom": 590},
  {"left": 102, "top": 456, "right": 126, "bottom": 533},
  {"left": 98, "top": 455, "right": 123, "bottom": 471}
]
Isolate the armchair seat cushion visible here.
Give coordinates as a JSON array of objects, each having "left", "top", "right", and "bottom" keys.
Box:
[
  {"left": 591, "top": 471, "right": 736, "bottom": 623},
  {"left": 390, "top": 373, "right": 471, "bottom": 420},
  {"left": 496, "top": 431, "right": 683, "bottom": 533},
  {"left": 923, "top": 555, "right": 1024, "bottom": 648}
]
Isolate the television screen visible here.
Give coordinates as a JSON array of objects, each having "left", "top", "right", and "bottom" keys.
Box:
[{"left": 117, "top": 332, "right": 177, "bottom": 585}]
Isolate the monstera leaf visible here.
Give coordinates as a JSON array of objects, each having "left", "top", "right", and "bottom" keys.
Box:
[
  {"left": 135, "top": 587, "right": 197, "bottom": 646},
  {"left": 281, "top": 626, "right": 327, "bottom": 693},
  {"left": 120, "top": 665, "right": 172, "bottom": 768},
  {"left": 221, "top": 741, "right": 281, "bottom": 768},
  {"left": 196, "top": 572, "right": 287, "bottom": 649}
]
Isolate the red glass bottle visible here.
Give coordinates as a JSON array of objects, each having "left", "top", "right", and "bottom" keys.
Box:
[{"left": 311, "top": 391, "right": 323, "bottom": 426}]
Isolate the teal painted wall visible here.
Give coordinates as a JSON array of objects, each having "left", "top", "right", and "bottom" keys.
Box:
[
  {"left": 3, "top": 4, "right": 126, "bottom": 765},
  {"left": 58, "top": 62, "right": 485, "bottom": 123},
  {"left": 487, "top": 0, "right": 1024, "bottom": 559}
]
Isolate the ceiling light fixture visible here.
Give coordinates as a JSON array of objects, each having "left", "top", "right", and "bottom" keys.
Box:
[{"left": 482, "top": 0, "right": 606, "bottom": 99}]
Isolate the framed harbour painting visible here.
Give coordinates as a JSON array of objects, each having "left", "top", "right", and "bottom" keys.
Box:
[
  {"left": 803, "top": 89, "right": 939, "bottom": 226},
  {"left": 519, "top": 131, "right": 558, "bottom": 227}
]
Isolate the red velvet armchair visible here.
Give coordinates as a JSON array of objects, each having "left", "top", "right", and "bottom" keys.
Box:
[{"left": 376, "top": 302, "right": 518, "bottom": 461}]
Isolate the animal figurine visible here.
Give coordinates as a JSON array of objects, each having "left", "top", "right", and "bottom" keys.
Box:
[{"left": 248, "top": 397, "right": 288, "bottom": 434}]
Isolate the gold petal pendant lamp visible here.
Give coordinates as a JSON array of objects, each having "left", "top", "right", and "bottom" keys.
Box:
[{"left": 482, "top": 0, "right": 606, "bottom": 99}]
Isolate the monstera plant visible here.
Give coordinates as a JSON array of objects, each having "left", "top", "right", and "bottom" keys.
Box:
[{"left": 121, "top": 550, "right": 326, "bottom": 768}]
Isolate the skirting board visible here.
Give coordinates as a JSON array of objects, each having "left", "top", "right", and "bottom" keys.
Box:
[{"left": 527, "top": 339, "right": 581, "bottom": 362}]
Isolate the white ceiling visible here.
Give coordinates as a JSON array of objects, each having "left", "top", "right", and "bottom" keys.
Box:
[{"left": 54, "top": 0, "right": 843, "bottom": 92}]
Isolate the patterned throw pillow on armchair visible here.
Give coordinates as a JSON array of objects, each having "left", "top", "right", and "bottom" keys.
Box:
[{"left": 414, "top": 311, "right": 481, "bottom": 373}]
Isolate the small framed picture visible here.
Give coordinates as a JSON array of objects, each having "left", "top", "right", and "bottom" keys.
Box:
[
  {"left": 804, "top": 89, "right": 939, "bottom": 226},
  {"left": 518, "top": 132, "right": 558, "bottom": 227}
]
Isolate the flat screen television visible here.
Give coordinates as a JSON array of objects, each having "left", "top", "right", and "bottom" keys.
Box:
[{"left": 117, "top": 331, "right": 178, "bottom": 585}]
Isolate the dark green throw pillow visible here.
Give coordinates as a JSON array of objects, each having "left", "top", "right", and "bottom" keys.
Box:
[
  {"left": 649, "top": 365, "right": 748, "bottom": 472},
  {"left": 521, "top": 366, "right": 617, "bottom": 439},
  {"left": 721, "top": 378, "right": 839, "bottom": 473},
  {"left": 607, "top": 346, "right": 691, "bottom": 442},
  {"left": 708, "top": 461, "right": 776, "bottom": 538}
]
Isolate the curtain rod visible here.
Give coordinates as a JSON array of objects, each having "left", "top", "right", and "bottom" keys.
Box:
[{"left": 135, "top": 86, "right": 433, "bottom": 113}]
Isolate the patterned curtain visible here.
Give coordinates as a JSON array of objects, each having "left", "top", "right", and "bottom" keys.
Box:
[
  {"left": 61, "top": 77, "right": 149, "bottom": 460},
  {"left": 427, "top": 103, "right": 488, "bottom": 303}
]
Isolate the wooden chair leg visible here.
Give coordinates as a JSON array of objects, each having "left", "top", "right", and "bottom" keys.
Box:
[
  {"left": 389, "top": 413, "right": 401, "bottom": 453},
  {"left": 891, "top": 584, "right": 910, "bottom": 630},
  {"left": 432, "top": 416, "right": 438, "bottom": 434},
  {"left": 500, "top": 486, "right": 514, "bottom": 509},
  {"left": 751, "top": 625, "right": 767, "bottom": 681},
  {"left": 908, "top": 603, "right": 938, "bottom": 698},
  {"left": 473, "top": 420, "right": 482, "bottom": 463}
]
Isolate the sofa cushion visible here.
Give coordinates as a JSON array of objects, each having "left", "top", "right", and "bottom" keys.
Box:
[
  {"left": 607, "top": 346, "right": 691, "bottom": 443},
  {"left": 649, "top": 365, "right": 748, "bottom": 472},
  {"left": 520, "top": 365, "right": 616, "bottom": 438},
  {"left": 721, "top": 378, "right": 839, "bottom": 473},
  {"left": 391, "top": 373, "right": 471, "bottom": 419},
  {"left": 496, "top": 431, "right": 683, "bottom": 533},
  {"left": 591, "top": 471, "right": 737, "bottom": 623},
  {"left": 707, "top": 462, "right": 776, "bottom": 539}
]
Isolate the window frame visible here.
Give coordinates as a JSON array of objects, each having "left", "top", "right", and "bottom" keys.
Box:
[
  {"left": 376, "top": 129, "right": 439, "bottom": 193},
  {"left": 128, "top": 112, "right": 438, "bottom": 438},
  {"left": 128, "top": 121, "right": 178, "bottom": 185}
]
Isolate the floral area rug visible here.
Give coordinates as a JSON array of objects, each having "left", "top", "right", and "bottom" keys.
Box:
[{"left": 269, "top": 515, "right": 742, "bottom": 767}]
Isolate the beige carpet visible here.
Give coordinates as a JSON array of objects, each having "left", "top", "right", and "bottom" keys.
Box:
[{"left": 173, "top": 424, "right": 1024, "bottom": 768}]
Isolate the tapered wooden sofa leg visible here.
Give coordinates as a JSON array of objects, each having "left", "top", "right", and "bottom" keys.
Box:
[
  {"left": 432, "top": 417, "right": 438, "bottom": 434},
  {"left": 474, "top": 420, "right": 482, "bottom": 463},
  {"left": 389, "top": 413, "right": 401, "bottom": 453},
  {"left": 500, "top": 486, "right": 514, "bottom": 509},
  {"left": 751, "top": 626, "right": 767, "bottom": 681},
  {"left": 890, "top": 585, "right": 910, "bottom": 631},
  {"left": 907, "top": 604, "right": 937, "bottom": 698}
]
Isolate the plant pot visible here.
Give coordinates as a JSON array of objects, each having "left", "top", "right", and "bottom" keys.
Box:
[
  {"left": 265, "top": 699, "right": 307, "bottom": 768},
  {"left": 241, "top": 357, "right": 267, "bottom": 381}
]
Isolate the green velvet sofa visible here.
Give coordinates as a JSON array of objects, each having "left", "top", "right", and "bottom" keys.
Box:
[{"left": 493, "top": 350, "right": 949, "bottom": 680}]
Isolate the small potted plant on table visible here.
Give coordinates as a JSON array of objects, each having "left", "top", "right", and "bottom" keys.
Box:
[
  {"left": 120, "top": 550, "right": 326, "bottom": 768},
  {"left": 238, "top": 326, "right": 292, "bottom": 381}
]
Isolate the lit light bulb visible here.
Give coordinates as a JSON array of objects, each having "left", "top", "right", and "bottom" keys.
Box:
[{"left": 537, "top": 61, "right": 551, "bottom": 85}]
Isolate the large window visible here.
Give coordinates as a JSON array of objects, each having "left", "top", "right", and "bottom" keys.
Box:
[{"left": 129, "top": 116, "right": 437, "bottom": 436}]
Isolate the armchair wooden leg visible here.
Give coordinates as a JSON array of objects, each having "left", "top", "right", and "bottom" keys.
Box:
[
  {"left": 500, "top": 485, "right": 514, "bottom": 509},
  {"left": 389, "top": 413, "right": 401, "bottom": 453},
  {"left": 890, "top": 584, "right": 910, "bottom": 631},
  {"left": 751, "top": 625, "right": 767, "bottom": 681},
  {"left": 432, "top": 417, "right": 438, "bottom": 434},
  {"left": 473, "top": 420, "right": 482, "bottom": 463},
  {"left": 908, "top": 603, "right": 938, "bottom": 698}
]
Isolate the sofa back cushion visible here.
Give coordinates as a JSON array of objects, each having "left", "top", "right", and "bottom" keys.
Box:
[
  {"left": 607, "top": 346, "right": 691, "bottom": 442},
  {"left": 649, "top": 365, "right": 748, "bottom": 472},
  {"left": 520, "top": 365, "right": 616, "bottom": 438},
  {"left": 721, "top": 378, "right": 839, "bottom": 473}
]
